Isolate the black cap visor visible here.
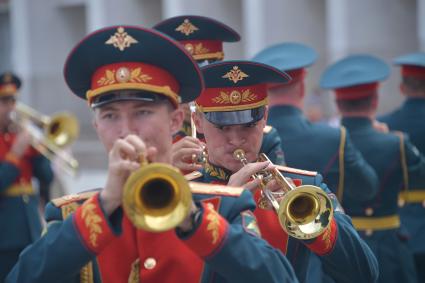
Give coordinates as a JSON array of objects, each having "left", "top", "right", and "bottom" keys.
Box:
[
  {"left": 91, "top": 90, "right": 168, "bottom": 109},
  {"left": 204, "top": 106, "right": 265, "bottom": 126}
]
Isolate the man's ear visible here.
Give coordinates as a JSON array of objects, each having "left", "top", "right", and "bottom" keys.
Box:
[
  {"left": 193, "top": 111, "right": 204, "bottom": 134},
  {"left": 92, "top": 110, "right": 98, "bottom": 130},
  {"left": 170, "top": 106, "right": 184, "bottom": 134}
]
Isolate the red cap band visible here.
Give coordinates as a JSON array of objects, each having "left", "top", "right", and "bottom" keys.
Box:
[
  {"left": 196, "top": 84, "right": 268, "bottom": 112},
  {"left": 87, "top": 62, "right": 180, "bottom": 105},
  {"left": 180, "top": 40, "right": 224, "bottom": 61},
  {"left": 335, "top": 83, "right": 379, "bottom": 100},
  {"left": 401, "top": 65, "right": 425, "bottom": 79}
]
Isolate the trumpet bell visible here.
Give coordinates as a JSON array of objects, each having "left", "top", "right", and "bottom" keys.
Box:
[
  {"left": 46, "top": 112, "right": 79, "bottom": 148},
  {"left": 278, "top": 185, "right": 333, "bottom": 240},
  {"left": 123, "top": 163, "right": 192, "bottom": 232}
]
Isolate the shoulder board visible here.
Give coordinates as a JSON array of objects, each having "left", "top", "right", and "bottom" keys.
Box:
[
  {"left": 185, "top": 171, "right": 203, "bottom": 181},
  {"left": 189, "top": 182, "right": 244, "bottom": 197},
  {"left": 275, "top": 165, "right": 317, "bottom": 176},
  {"left": 51, "top": 190, "right": 100, "bottom": 207},
  {"left": 263, "top": 125, "right": 273, "bottom": 134}
]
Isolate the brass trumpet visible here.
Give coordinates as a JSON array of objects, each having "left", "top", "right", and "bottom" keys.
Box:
[
  {"left": 233, "top": 149, "right": 333, "bottom": 240},
  {"left": 122, "top": 161, "right": 192, "bottom": 232},
  {"left": 11, "top": 103, "right": 79, "bottom": 175}
]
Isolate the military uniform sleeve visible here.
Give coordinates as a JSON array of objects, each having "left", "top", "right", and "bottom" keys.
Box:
[
  {"left": 0, "top": 153, "right": 21, "bottom": 192},
  {"left": 340, "top": 133, "right": 379, "bottom": 202},
  {"left": 303, "top": 175, "right": 379, "bottom": 283},
  {"left": 6, "top": 193, "right": 123, "bottom": 283},
  {"left": 178, "top": 190, "right": 298, "bottom": 283},
  {"left": 31, "top": 154, "right": 54, "bottom": 203},
  {"left": 403, "top": 134, "right": 425, "bottom": 186}
]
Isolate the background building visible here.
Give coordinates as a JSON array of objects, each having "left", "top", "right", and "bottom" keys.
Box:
[{"left": 0, "top": 0, "right": 423, "bottom": 192}]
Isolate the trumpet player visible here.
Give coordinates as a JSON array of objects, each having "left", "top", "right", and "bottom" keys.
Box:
[
  {"left": 0, "top": 72, "right": 54, "bottom": 281},
  {"left": 177, "top": 60, "right": 379, "bottom": 282},
  {"left": 7, "top": 26, "right": 298, "bottom": 283},
  {"left": 153, "top": 15, "right": 285, "bottom": 172}
]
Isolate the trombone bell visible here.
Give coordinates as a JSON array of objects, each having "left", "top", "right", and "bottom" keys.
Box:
[{"left": 123, "top": 163, "right": 192, "bottom": 232}]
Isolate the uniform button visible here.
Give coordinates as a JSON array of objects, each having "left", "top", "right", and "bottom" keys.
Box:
[
  {"left": 144, "top": 257, "right": 156, "bottom": 270},
  {"left": 22, "top": 195, "right": 30, "bottom": 204},
  {"left": 365, "top": 207, "right": 374, "bottom": 216},
  {"left": 398, "top": 199, "right": 405, "bottom": 207},
  {"left": 365, "top": 229, "right": 373, "bottom": 236}
]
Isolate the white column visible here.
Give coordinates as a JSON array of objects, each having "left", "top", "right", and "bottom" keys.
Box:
[
  {"left": 242, "top": 0, "right": 266, "bottom": 58},
  {"left": 86, "top": 0, "right": 106, "bottom": 32},
  {"left": 10, "top": 0, "right": 31, "bottom": 103},
  {"left": 325, "top": 0, "right": 349, "bottom": 62},
  {"left": 162, "top": 0, "right": 186, "bottom": 18},
  {"left": 418, "top": 0, "right": 425, "bottom": 51}
]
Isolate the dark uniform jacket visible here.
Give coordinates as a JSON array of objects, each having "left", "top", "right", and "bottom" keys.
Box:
[
  {"left": 0, "top": 131, "right": 53, "bottom": 280},
  {"left": 6, "top": 184, "right": 298, "bottom": 283},
  {"left": 341, "top": 117, "right": 425, "bottom": 283},
  {"left": 187, "top": 162, "right": 379, "bottom": 283},
  {"left": 268, "top": 105, "right": 379, "bottom": 203},
  {"left": 379, "top": 98, "right": 425, "bottom": 255}
]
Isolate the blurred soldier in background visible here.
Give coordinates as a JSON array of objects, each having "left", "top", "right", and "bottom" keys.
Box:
[
  {"left": 321, "top": 54, "right": 425, "bottom": 283},
  {"left": 0, "top": 72, "right": 53, "bottom": 281},
  {"left": 379, "top": 52, "right": 425, "bottom": 282},
  {"left": 252, "top": 43, "right": 378, "bottom": 204}
]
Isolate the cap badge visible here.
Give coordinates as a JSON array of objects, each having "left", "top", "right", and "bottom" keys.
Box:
[
  {"left": 222, "top": 66, "right": 249, "bottom": 83},
  {"left": 105, "top": 27, "right": 138, "bottom": 51},
  {"left": 184, "top": 43, "right": 209, "bottom": 55},
  {"left": 212, "top": 89, "right": 257, "bottom": 105},
  {"left": 115, "top": 67, "right": 131, "bottom": 83},
  {"left": 97, "top": 67, "right": 152, "bottom": 86},
  {"left": 175, "top": 19, "right": 199, "bottom": 36}
]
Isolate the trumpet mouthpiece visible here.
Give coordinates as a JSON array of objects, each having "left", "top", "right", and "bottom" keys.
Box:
[{"left": 233, "top": 149, "right": 245, "bottom": 160}]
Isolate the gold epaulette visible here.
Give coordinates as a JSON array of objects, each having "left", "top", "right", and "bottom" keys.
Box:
[
  {"left": 51, "top": 190, "right": 99, "bottom": 207},
  {"left": 263, "top": 125, "right": 273, "bottom": 134},
  {"left": 185, "top": 171, "right": 203, "bottom": 181},
  {"left": 189, "top": 182, "right": 244, "bottom": 197},
  {"left": 275, "top": 165, "right": 317, "bottom": 177}
]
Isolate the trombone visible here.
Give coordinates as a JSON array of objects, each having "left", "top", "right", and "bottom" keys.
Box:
[
  {"left": 233, "top": 149, "right": 333, "bottom": 240},
  {"left": 11, "top": 102, "right": 80, "bottom": 176},
  {"left": 123, "top": 159, "right": 193, "bottom": 232}
]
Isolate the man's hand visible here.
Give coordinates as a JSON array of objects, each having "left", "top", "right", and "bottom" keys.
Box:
[
  {"left": 100, "top": 134, "right": 157, "bottom": 215},
  {"left": 372, "top": 120, "right": 389, "bottom": 133},
  {"left": 171, "top": 136, "right": 205, "bottom": 172},
  {"left": 228, "top": 161, "right": 273, "bottom": 192},
  {"left": 10, "top": 129, "right": 32, "bottom": 157}
]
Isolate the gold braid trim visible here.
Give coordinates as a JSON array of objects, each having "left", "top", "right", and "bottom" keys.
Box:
[
  {"left": 336, "top": 126, "right": 346, "bottom": 203},
  {"left": 80, "top": 262, "right": 94, "bottom": 283},
  {"left": 128, "top": 259, "right": 140, "bottom": 283}
]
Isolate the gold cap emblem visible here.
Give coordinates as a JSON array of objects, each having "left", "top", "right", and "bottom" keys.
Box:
[
  {"left": 175, "top": 19, "right": 199, "bottom": 36},
  {"left": 105, "top": 27, "right": 138, "bottom": 51},
  {"left": 222, "top": 66, "right": 249, "bottom": 84},
  {"left": 229, "top": 91, "right": 242, "bottom": 104},
  {"left": 115, "top": 67, "right": 131, "bottom": 83}
]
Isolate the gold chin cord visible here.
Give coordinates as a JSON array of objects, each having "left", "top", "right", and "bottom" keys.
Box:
[
  {"left": 233, "top": 149, "right": 333, "bottom": 240},
  {"left": 11, "top": 102, "right": 80, "bottom": 176},
  {"left": 122, "top": 156, "right": 193, "bottom": 232}
]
